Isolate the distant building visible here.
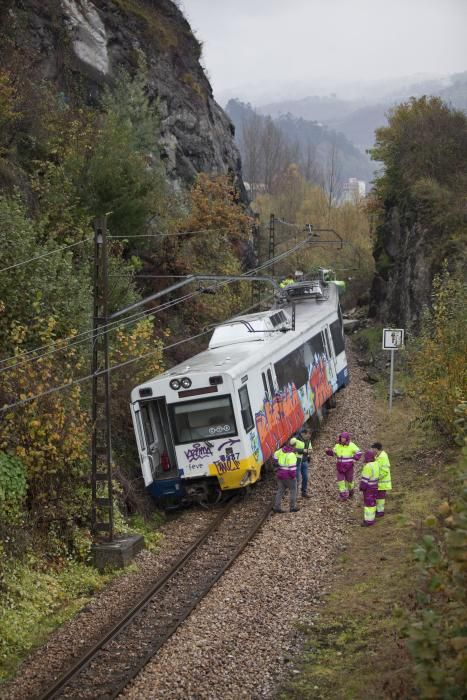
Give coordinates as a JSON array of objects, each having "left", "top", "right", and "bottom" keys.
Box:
[
  {"left": 244, "top": 181, "right": 267, "bottom": 200},
  {"left": 342, "top": 178, "right": 366, "bottom": 204}
]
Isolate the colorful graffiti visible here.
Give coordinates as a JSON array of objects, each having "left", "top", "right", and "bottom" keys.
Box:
[
  {"left": 255, "top": 383, "right": 305, "bottom": 461},
  {"left": 184, "top": 443, "right": 213, "bottom": 463},
  {"left": 309, "top": 356, "right": 334, "bottom": 411},
  {"left": 249, "top": 431, "right": 262, "bottom": 465},
  {"left": 213, "top": 448, "right": 241, "bottom": 474}
]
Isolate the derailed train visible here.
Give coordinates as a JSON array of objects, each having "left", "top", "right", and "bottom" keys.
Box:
[{"left": 130, "top": 275, "right": 348, "bottom": 505}]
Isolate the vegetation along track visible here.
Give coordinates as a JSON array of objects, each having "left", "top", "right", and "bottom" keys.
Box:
[{"left": 36, "top": 488, "right": 273, "bottom": 700}]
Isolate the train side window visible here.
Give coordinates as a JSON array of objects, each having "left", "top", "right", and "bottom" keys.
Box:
[
  {"left": 330, "top": 318, "right": 345, "bottom": 355},
  {"left": 238, "top": 385, "right": 254, "bottom": 433},
  {"left": 309, "top": 331, "right": 325, "bottom": 358},
  {"left": 267, "top": 369, "right": 275, "bottom": 396},
  {"left": 261, "top": 372, "right": 269, "bottom": 398}
]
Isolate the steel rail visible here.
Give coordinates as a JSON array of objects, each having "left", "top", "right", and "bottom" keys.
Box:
[
  {"left": 110, "top": 499, "right": 272, "bottom": 699},
  {"left": 35, "top": 496, "right": 272, "bottom": 700},
  {"left": 35, "top": 498, "right": 238, "bottom": 700}
]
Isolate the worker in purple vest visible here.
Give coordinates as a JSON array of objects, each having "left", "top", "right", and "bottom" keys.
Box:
[
  {"left": 272, "top": 437, "right": 299, "bottom": 513},
  {"left": 325, "top": 431, "right": 362, "bottom": 500}
]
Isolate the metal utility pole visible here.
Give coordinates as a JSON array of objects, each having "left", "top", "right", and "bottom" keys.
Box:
[
  {"left": 91, "top": 216, "right": 113, "bottom": 542},
  {"left": 251, "top": 214, "right": 261, "bottom": 307},
  {"left": 268, "top": 214, "right": 275, "bottom": 276},
  {"left": 382, "top": 328, "right": 405, "bottom": 413}
]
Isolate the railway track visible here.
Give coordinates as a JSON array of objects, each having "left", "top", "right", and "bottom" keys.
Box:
[{"left": 35, "top": 490, "right": 273, "bottom": 700}]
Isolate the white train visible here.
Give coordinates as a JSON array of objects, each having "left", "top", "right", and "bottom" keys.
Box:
[{"left": 130, "top": 276, "right": 348, "bottom": 505}]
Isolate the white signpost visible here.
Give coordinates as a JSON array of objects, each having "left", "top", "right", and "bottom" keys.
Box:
[{"left": 382, "top": 328, "right": 404, "bottom": 412}]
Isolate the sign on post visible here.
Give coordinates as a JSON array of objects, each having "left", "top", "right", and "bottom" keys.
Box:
[
  {"left": 382, "top": 328, "right": 404, "bottom": 412},
  {"left": 383, "top": 328, "right": 404, "bottom": 350}
]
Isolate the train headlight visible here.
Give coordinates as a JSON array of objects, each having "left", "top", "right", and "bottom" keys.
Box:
[
  {"left": 180, "top": 377, "right": 192, "bottom": 389},
  {"left": 169, "top": 379, "right": 181, "bottom": 390}
]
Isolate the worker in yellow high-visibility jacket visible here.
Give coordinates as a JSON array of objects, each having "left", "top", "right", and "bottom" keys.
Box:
[
  {"left": 371, "top": 441, "right": 392, "bottom": 517},
  {"left": 359, "top": 450, "right": 380, "bottom": 526}
]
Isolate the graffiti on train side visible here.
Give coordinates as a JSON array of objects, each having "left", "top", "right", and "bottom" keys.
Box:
[
  {"left": 309, "top": 356, "right": 334, "bottom": 411},
  {"left": 255, "top": 383, "right": 304, "bottom": 461},
  {"left": 254, "top": 356, "right": 336, "bottom": 460}
]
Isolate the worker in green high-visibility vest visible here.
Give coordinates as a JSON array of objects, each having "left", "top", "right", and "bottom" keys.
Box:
[{"left": 371, "top": 442, "right": 392, "bottom": 517}]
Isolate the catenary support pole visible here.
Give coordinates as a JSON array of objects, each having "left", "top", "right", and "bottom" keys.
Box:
[{"left": 91, "top": 216, "right": 113, "bottom": 542}]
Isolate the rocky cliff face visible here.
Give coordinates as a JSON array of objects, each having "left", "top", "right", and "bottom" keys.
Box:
[
  {"left": 369, "top": 209, "right": 435, "bottom": 327},
  {"left": 1, "top": 0, "right": 245, "bottom": 196}
]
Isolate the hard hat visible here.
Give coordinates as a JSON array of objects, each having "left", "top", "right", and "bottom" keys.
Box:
[{"left": 364, "top": 450, "right": 375, "bottom": 463}]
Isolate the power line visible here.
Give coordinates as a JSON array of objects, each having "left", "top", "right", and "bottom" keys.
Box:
[
  {"left": 0, "top": 286, "right": 213, "bottom": 373},
  {"left": 0, "top": 238, "right": 93, "bottom": 274},
  {"left": 0, "top": 237, "right": 312, "bottom": 373},
  {"left": 0, "top": 292, "right": 275, "bottom": 414},
  {"left": 108, "top": 227, "right": 234, "bottom": 239},
  {"left": 0, "top": 270, "right": 255, "bottom": 373}
]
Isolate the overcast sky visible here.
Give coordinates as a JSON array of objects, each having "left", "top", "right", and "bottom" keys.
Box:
[{"left": 180, "top": 0, "right": 467, "bottom": 104}]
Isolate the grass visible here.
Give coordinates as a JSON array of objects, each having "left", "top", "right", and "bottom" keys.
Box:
[
  {"left": 279, "top": 396, "right": 452, "bottom": 699},
  {"left": 0, "top": 557, "right": 115, "bottom": 682},
  {"left": 0, "top": 512, "right": 165, "bottom": 683}
]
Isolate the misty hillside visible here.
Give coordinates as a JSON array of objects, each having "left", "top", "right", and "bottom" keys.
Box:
[
  {"left": 226, "top": 99, "right": 375, "bottom": 186},
  {"left": 257, "top": 71, "right": 467, "bottom": 151}
]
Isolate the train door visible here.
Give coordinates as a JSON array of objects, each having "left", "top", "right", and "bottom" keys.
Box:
[
  {"left": 138, "top": 399, "right": 178, "bottom": 481},
  {"left": 131, "top": 403, "right": 152, "bottom": 486},
  {"left": 321, "top": 327, "right": 337, "bottom": 379}
]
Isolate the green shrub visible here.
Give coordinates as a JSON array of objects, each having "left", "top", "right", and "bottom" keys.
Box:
[
  {"left": 0, "top": 452, "right": 26, "bottom": 521},
  {"left": 408, "top": 266, "right": 467, "bottom": 439},
  {"left": 407, "top": 406, "right": 467, "bottom": 698}
]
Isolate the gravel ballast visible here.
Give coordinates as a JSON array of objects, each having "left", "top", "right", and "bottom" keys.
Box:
[
  {"left": 1, "top": 347, "right": 379, "bottom": 700},
  {"left": 122, "top": 350, "right": 378, "bottom": 699}
]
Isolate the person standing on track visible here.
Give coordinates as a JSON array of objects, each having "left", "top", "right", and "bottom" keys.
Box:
[
  {"left": 371, "top": 441, "right": 392, "bottom": 517},
  {"left": 295, "top": 427, "right": 313, "bottom": 498},
  {"left": 325, "top": 431, "right": 362, "bottom": 500},
  {"left": 359, "top": 450, "right": 380, "bottom": 526},
  {"left": 273, "top": 437, "right": 300, "bottom": 513}
]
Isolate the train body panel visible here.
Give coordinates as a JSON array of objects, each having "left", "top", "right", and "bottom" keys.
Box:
[{"left": 130, "top": 281, "right": 349, "bottom": 504}]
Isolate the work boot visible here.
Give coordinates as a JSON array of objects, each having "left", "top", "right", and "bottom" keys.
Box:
[
  {"left": 361, "top": 520, "right": 374, "bottom": 527},
  {"left": 273, "top": 508, "right": 284, "bottom": 513},
  {"left": 290, "top": 507, "right": 300, "bottom": 512},
  {"left": 376, "top": 512, "right": 385, "bottom": 518},
  {"left": 302, "top": 492, "right": 311, "bottom": 499}
]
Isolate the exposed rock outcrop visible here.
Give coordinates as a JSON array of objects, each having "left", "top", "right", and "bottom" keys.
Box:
[
  {"left": 0, "top": 0, "right": 245, "bottom": 197},
  {"left": 369, "top": 207, "right": 435, "bottom": 327}
]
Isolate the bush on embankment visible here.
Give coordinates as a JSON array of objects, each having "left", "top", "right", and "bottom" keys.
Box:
[
  {"left": 406, "top": 266, "right": 467, "bottom": 697},
  {"left": 406, "top": 404, "right": 467, "bottom": 698}
]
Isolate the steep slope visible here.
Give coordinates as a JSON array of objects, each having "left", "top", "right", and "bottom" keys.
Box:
[
  {"left": 257, "top": 71, "right": 467, "bottom": 154},
  {"left": 227, "top": 99, "right": 374, "bottom": 184},
  {"left": 0, "top": 0, "right": 244, "bottom": 194}
]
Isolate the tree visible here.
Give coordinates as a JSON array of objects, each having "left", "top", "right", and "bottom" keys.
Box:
[
  {"left": 370, "top": 96, "right": 467, "bottom": 205},
  {"left": 241, "top": 111, "right": 263, "bottom": 197},
  {"left": 323, "top": 137, "right": 343, "bottom": 222}
]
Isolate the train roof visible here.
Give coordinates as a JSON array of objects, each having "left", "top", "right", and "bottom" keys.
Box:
[{"left": 134, "top": 282, "right": 341, "bottom": 391}]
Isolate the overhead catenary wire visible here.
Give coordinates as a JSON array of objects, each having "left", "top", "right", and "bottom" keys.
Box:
[
  {"left": 0, "top": 237, "right": 93, "bottom": 274},
  {"left": 107, "top": 227, "right": 233, "bottom": 239},
  {"left": 0, "top": 235, "right": 316, "bottom": 377},
  {"left": 0, "top": 292, "right": 276, "bottom": 415}
]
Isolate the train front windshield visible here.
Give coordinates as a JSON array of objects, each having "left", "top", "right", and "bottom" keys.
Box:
[{"left": 170, "top": 395, "right": 237, "bottom": 444}]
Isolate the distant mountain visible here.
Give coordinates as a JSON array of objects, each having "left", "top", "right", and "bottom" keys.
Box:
[
  {"left": 226, "top": 99, "right": 375, "bottom": 186},
  {"left": 255, "top": 71, "right": 467, "bottom": 154}
]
